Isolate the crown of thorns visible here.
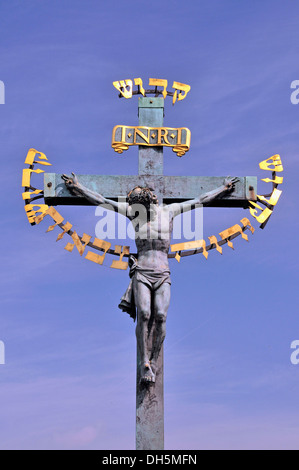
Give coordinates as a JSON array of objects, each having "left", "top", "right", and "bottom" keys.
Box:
[{"left": 127, "top": 186, "right": 158, "bottom": 204}]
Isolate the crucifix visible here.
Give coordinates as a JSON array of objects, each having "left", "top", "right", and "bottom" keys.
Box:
[{"left": 43, "top": 90, "right": 257, "bottom": 450}]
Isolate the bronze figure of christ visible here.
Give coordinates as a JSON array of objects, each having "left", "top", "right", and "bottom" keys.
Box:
[{"left": 63, "top": 173, "right": 238, "bottom": 383}]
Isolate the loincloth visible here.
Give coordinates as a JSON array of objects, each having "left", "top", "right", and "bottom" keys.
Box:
[{"left": 118, "top": 255, "right": 171, "bottom": 322}]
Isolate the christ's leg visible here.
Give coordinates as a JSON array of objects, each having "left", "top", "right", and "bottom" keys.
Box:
[
  {"left": 133, "top": 278, "right": 155, "bottom": 383},
  {"left": 150, "top": 282, "right": 171, "bottom": 376}
]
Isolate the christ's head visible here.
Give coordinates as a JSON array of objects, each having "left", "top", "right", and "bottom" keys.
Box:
[{"left": 127, "top": 186, "right": 158, "bottom": 210}]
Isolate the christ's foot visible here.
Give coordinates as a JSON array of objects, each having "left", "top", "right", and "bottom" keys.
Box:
[{"left": 140, "top": 362, "right": 155, "bottom": 384}]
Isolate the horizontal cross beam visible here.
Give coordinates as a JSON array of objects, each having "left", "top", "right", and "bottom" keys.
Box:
[{"left": 44, "top": 173, "right": 257, "bottom": 208}]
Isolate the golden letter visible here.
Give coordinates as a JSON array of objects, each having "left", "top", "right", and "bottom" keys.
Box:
[
  {"left": 172, "top": 128, "right": 191, "bottom": 156},
  {"left": 249, "top": 201, "right": 273, "bottom": 224},
  {"left": 257, "top": 188, "right": 282, "bottom": 207},
  {"left": 171, "top": 239, "right": 208, "bottom": 259},
  {"left": 208, "top": 235, "right": 222, "bottom": 254},
  {"left": 110, "top": 245, "right": 130, "bottom": 270},
  {"left": 240, "top": 217, "right": 255, "bottom": 235},
  {"left": 218, "top": 225, "right": 245, "bottom": 249},
  {"left": 46, "top": 210, "right": 64, "bottom": 231},
  {"left": 24, "top": 148, "right": 51, "bottom": 166},
  {"left": 112, "top": 80, "right": 133, "bottom": 99},
  {"left": 22, "top": 168, "right": 44, "bottom": 187},
  {"left": 24, "top": 203, "right": 49, "bottom": 224},
  {"left": 134, "top": 127, "right": 150, "bottom": 144},
  {"left": 22, "top": 189, "right": 43, "bottom": 200},
  {"left": 64, "top": 232, "right": 92, "bottom": 255},
  {"left": 259, "top": 154, "right": 283, "bottom": 172},
  {"left": 158, "top": 128, "right": 170, "bottom": 145},
  {"left": 261, "top": 175, "right": 284, "bottom": 184},
  {"left": 149, "top": 78, "right": 168, "bottom": 99},
  {"left": 34, "top": 206, "right": 64, "bottom": 227},
  {"left": 111, "top": 125, "right": 129, "bottom": 153},
  {"left": 172, "top": 81, "right": 191, "bottom": 104},
  {"left": 85, "top": 238, "right": 112, "bottom": 265},
  {"left": 56, "top": 222, "right": 73, "bottom": 241},
  {"left": 134, "top": 78, "right": 145, "bottom": 96}
]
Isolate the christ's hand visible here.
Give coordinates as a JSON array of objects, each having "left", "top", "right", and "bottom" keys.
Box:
[
  {"left": 62, "top": 172, "right": 81, "bottom": 195},
  {"left": 224, "top": 176, "right": 239, "bottom": 192}
]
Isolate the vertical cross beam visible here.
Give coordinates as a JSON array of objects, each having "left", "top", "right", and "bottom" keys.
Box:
[
  {"left": 136, "top": 97, "right": 164, "bottom": 450},
  {"left": 138, "top": 97, "right": 164, "bottom": 202}
]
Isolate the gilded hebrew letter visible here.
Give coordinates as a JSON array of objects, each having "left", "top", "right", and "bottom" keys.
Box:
[
  {"left": 134, "top": 78, "right": 145, "bottom": 96},
  {"left": 34, "top": 206, "right": 64, "bottom": 227},
  {"left": 249, "top": 201, "right": 273, "bottom": 224},
  {"left": 45, "top": 207, "right": 65, "bottom": 232},
  {"left": 208, "top": 235, "right": 222, "bottom": 254},
  {"left": 218, "top": 225, "right": 244, "bottom": 249},
  {"left": 112, "top": 80, "right": 133, "bottom": 99},
  {"left": 22, "top": 168, "right": 44, "bottom": 187},
  {"left": 261, "top": 175, "right": 283, "bottom": 184},
  {"left": 85, "top": 238, "right": 112, "bottom": 265},
  {"left": 149, "top": 78, "right": 168, "bottom": 99},
  {"left": 22, "top": 189, "right": 43, "bottom": 200},
  {"left": 24, "top": 203, "right": 49, "bottom": 224},
  {"left": 24, "top": 148, "right": 51, "bottom": 166},
  {"left": 56, "top": 222, "right": 73, "bottom": 241},
  {"left": 110, "top": 245, "right": 130, "bottom": 270},
  {"left": 64, "top": 232, "right": 92, "bottom": 255},
  {"left": 240, "top": 217, "right": 255, "bottom": 235},
  {"left": 257, "top": 188, "right": 282, "bottom": 207},
  {"left": 172, "top": 81, "right": 191, "bottom": 104},
  {"left": 171, "top": 239, "right": 208, "bottom": 259},
  {"left": 259, "top": 154, "right": 283, "bottom": 172}
]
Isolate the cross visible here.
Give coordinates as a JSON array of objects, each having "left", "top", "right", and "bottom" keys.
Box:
[{"left": 43, "top": 97, "right": 257, "bottom": 450}]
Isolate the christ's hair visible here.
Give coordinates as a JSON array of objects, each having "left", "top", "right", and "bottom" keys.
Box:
[{"left": 127, "top": 186, "right": 158, "bottom": 206}]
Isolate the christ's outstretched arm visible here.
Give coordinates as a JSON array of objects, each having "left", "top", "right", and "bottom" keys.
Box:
[
  {"left": 167, "top": 176, "right": 239, "bottom": 217},
  {"left": 62, "top": 173, "right": 128, "bottom": 215}
]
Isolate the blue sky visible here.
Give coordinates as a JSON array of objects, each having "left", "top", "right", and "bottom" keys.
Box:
[{"left": 0, "top": 0, "right": 298, "bottom": 449}]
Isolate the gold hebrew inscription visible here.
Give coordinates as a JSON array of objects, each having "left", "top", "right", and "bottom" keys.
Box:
[
  {"left": 110, "top": 245, "right": 130, "bottom": 270},
  {"left": 208, "top": 235, "right": 222, "bottom": 254},
  {"left": 64, "top": 232, "right": 92, "bottom": 255},
  {"left": 24, "top": 203, "right": 49, "bottom": 224},
  {"left": 149, "top": 78, "right": 168, "bottom": 99},
  {"left": 249, "top": 201, "right": 273, "bottom": 224},
  {"left": 172, "top": 81, "right": 191, "bottom": 104},
  {"left": 112, "top": 80, "right": 133, "bottom": 99},
  {"left": 24, "top": 148, "right": 52, "bottom": 166},
  {"left": 257, "top": 188, "right": 282, "bottom": 207},
  {"left": 134, "top": 78, "right": 145, "bottom": 96},
  {"left": 171, "top": 239, "right": 208, "bottom": 259},
  {"left": 85, "top": 238, "right": 112, "bottom": 265},
  {"left": 261, "top": 175, "right": 283, "bottom": 184},
  {"left": 259, "top": 154, "right": 283, "bottom": 172}
]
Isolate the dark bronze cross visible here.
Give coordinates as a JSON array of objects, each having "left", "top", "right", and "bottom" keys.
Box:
[{"left": 43, "top": 97, "right": 257, "bottom": 450}]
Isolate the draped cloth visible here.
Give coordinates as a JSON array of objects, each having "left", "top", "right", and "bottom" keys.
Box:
[{"left": 118, "top": 255, "right": 171, "bottom": 322}]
